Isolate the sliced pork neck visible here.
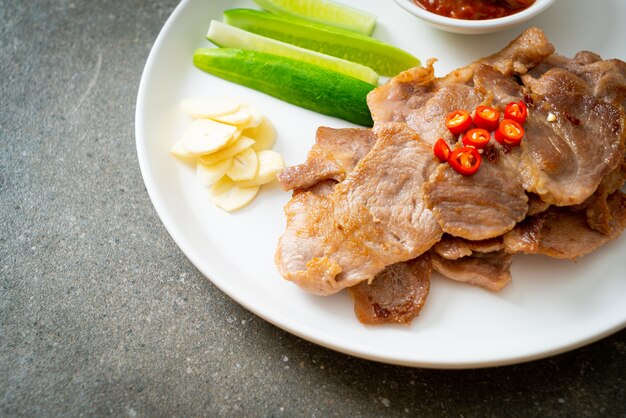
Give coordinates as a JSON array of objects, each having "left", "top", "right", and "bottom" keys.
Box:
[
  {"left": 503, "top": 192, "right": 626, "bottom": 259},
  {"left": 275, "top": 123, "right": 442, "bottom": 295},
  {"left": 432, "top": 235, "right": 504, "bottom": 260},
  {"left": 277, "top": 127, "right": 376, "bottom": 191},
  {"left": 513, "top": 91, "right": 624, "bottom": 206},
  {"left": 349, "top": 254, "right": 432, "bottom": 325},
  {"left": 423, "top": 157, "right": 529, "bottom": 240},
  {"left": 431, "top": 251, "right": 513, "bottom": 292},
  {"left": 278, "top": 127, "right": 435, "bottom": 322}
]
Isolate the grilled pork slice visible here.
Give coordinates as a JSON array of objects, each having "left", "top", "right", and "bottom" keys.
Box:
[
  {"left": 432, "top": 235, "right": 504, "bottom": 260},
  {"left": 367, "top": 27, "right": 554, "bottom": 126},
  {"left": 513, "top": 92, "right": 624, "bottom": 206},
  {"left": 474, "top": 62, "right": 625, "bottom": 208},
  {"left": 371, "top": 27, "right": 624, "bottom": 213},
  {"left": 277, "top": 127, "right": 376, "bottom": 191},
  {"left": 281, "top": 128, "right": 434, "bottom": 324},
  {"left": 423, "top": 157, "right": 529, "bottom": 240},
  {"left": 517, "top": 50, "right": 626, "bottom": 206},
  {"left": 292, "top": 180, "right": 434, "bottom": 325},
  {"left": 431, "top": 251, "right": 513, "bottom": 292},
  {"left": 528, "top": 51, "right": 626, "bottom": 110},
  {"left": 526, "top": 193, "right": 551, "bottom": 216},
  {"left": 349, "top": 254, "right": 431, "bottom": 325},
  {"left": 476, "top": 26, "right": 556, "bottom": 77},
  {"left": 429, "top": 235, "right": 511, "bottom": 291},
  {"left": 366, "top": 58, "right": 437, "bottom": 125},
  {"left": 275, "top": 123, "right": 442, "bottom": 295},
  {"left": 583, "top": 161, "right": 626, "bottom": 234},
  {"left": 503, "top": 192, "right": 626, "bottom": 259}
]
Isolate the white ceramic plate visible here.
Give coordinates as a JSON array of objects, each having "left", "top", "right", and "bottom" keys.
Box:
[{"left": 136, "top": 0, "right": 626, "bottom": 368}]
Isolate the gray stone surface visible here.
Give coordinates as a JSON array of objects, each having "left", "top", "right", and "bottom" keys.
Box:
[{"left": 1, "top": 0, "right": 625, "bottom": 416}]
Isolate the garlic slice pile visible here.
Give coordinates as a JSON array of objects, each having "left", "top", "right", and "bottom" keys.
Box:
[{"left": 171, "top": 97, "right": 285, "bottom": 212}]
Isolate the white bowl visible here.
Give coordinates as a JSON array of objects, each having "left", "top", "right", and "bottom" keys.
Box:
[{"left": 392, "top": 0, "right": 557, "bottom": 34}]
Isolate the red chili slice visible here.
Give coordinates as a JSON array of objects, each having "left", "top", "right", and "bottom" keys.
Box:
[
  {"left": 495, "top": 119, "right": 524, "bottom": 146},
  {"left": 433, "top": 138, "right": 451, "bottom": 162},
  {"left": 448, "top": 146, "right": 481, "bottom": 176},
  {"left": 504, "top": 101, "right": 528, "bottom": 124},
  {"left": 445, "top": 110, "right": 472, "bottom": 135},
  {"left": 473, "top": 106, "right": 500, "bottom": 131},
  {"left": 462, "top": 128, "right": 491, "bottom": 149}
]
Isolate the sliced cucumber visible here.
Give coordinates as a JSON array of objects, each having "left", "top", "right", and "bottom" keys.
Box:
[
  {"left": 207, "top": 20, "right": 378, "bottom": 84},
  {"left": 223, "top": 9, "right": 420, "bottom": 77},
  {"left": 193, "top": 48, "right": 375, "bottom": 126},
  {"left": 253, "top": 0, "right": 376, "bottom": 35}
]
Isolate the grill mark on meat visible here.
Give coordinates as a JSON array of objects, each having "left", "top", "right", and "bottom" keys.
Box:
[
  {"left": 478, "top": 27, "right": 555, "bottom": 77},
  {"left": 527, "top": 52, "right": 626, "bottom": 111}
]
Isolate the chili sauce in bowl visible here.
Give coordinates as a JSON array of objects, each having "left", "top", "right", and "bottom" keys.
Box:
[
  {"left": 393, "top": 0, "right": 555, "bottom": 34},
  {"left": 413, "top": 0, "right": 536, "bottom": 20}
]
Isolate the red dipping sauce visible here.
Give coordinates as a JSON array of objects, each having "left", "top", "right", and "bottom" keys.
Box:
[{"left": 413, "top": 0, "right": 536, "bottom": 20}]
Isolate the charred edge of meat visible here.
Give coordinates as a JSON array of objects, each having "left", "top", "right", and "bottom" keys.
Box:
[
  {"left": 564, "top": 113, "right": 581, "bottom": 125},
  {"left": 483, "top": 144, "right": 500, "bottom": 164},
  {"left": 524, "top": 93, "right": 535, "bottom": 107}
]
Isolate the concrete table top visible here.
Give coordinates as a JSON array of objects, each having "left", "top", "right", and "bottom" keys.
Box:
[{"left": 1, "top": 0, "right": 624, "bottom": 416}]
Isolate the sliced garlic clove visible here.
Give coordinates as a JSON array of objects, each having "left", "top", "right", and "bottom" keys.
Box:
[
  {"left": 245, "top": 117, "right": 276, "bottom": 152},
  {"left": 170, "top": 140, "right": 196, "bottom": 159},
  {"left": 218, "top": 185, "right": 259, "bottom": 212},
  {"left": 226, "top": 147, "right": 259, "bottom": 182},
  {"left": 221, "top": 129, "right": 243, "bottom": 149},
  {"left": 208, "top": 176, "right": 234, "bottom": 204},
  {"left": 181, "top": 119, "right": 238, "bottom": 155},
  {"left": 211, "top": 106, "right": 252, "bottom": 126},
  {"left": 240, "top": 105, "right": 263, "bottom": 129},
  {"left": 208, "top": 177, "right": 259, "bottom": 212},
  {"left": 235, "top": 150, "right": 285, "bottom": 187},
  {"left": 180, "top": 97, "right": 240, "bottom": 119},
  {"left": 196, "top": 157, "right": 232, "bottom": 186},
  {"left": 199, "top": 135, "right": 255, "bottom": 166}
]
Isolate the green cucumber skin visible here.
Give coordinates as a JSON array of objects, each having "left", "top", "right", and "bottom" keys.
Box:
[
  {"left": 252, "top": 0, "right": 374, "bottom": 35},
  {"left": 206, "top": 20, "right": 380, "bottom": 85},
  {"left": 194, "top": 48, "right": 374, "bottom": 126},
  {"left": 223, "top": 9, "right": 420, "bottom": 76}
]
